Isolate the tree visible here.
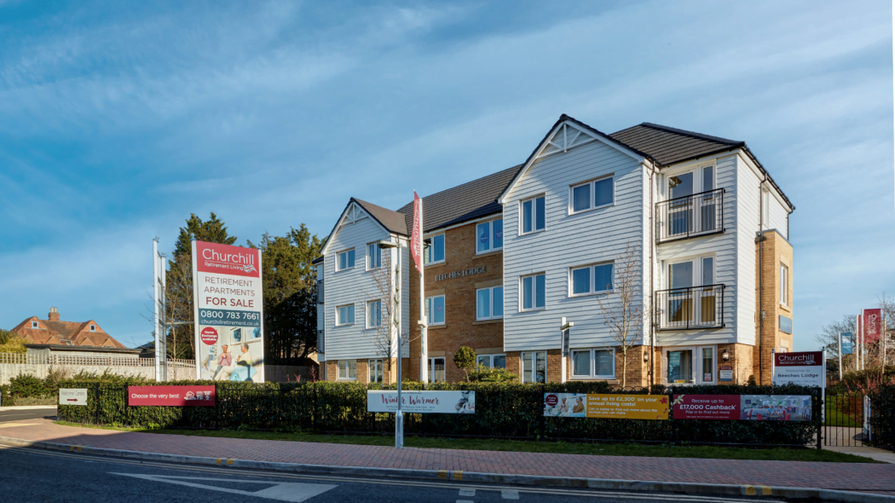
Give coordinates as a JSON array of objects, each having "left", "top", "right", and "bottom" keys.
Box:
[
  {"left": 164, "top": 213, "right": 238, "bottom": 359},
  {"left": 814, "top": 315, "right": 856, "bottom": 371},
  {"left": 363, "top": 246, "right": 414, "bottom": 382},
  {"left": 249, "top": 225, "right": 323, "bottom": 363},
  {"left": 0, "top": 329, "right": 26, "bottom": 354},
  {"left": 596, "top": 242, "right": 649, "bottom": 388},
  {"left": 453, "top": 346, "right": 476, "bottom": 382}
]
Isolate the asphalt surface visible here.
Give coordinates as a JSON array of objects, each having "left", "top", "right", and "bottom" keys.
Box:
[
  {"left": 0, "top": 444, "right": 786, "bottom": 503},
  {"left": 0, "top": 407, "right": 56, "bottom": 422}
]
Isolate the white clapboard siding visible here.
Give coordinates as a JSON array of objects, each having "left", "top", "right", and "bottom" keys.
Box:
[
  {"left": 324, "top": 205, "right": 391, "bottom": 361},
  {"left": 656, "top": 154, "right": 738, "bottom": 347},
  {"left": 767, "top": 192, "right": 790, "bottom": 240},
  {"left": 503, "top": 139, "right": 646, "bottom": 352},
  {"left": 736, "top": 153, "right": 763, "bottom": 346}
]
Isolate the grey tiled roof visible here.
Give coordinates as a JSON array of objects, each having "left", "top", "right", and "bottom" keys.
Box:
[
  {"left": 396, "top": 164, "right": 523, "bottom": 233},
  {"left": 353, "top": 198, "right": 408, "bottom": 235},
  {"left": 610, "top": 123, "right": 744, "bottom": 167}
]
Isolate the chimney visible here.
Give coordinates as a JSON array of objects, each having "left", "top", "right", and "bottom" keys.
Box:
[{"left": 48, "top": 307, "right": 60, "bottom": 322}]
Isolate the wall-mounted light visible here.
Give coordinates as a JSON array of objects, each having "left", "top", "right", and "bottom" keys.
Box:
[
  {"left": 643, "top": 352, "right": 649, "bottom": 362},
  {"left": 722, "top": 349, "right": 730, "bottom": 361}
]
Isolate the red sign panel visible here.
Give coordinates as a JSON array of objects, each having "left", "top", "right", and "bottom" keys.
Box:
[
  {"left": 863, "top": 308, "right": 882, "bottom": 343},
  {"left": 128, "top": 386, "right": 216, "bottom": 406},
  {"left": 200, "top": 327, "right": 219, "bottom": 345},
  {"left": 410, "top": 192, "right": 422, "bottom": 273},
  {"left": 672, "top": 395, "right": 739, "bottom": 420},
  {"left": 195, "top": 241, "right": 260, "bottom": 278},
  {"left": 774, "top": 351, "right": 823, "bottom": 367}
]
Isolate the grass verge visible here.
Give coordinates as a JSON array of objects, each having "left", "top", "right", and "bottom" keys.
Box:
[{"left": 53, "top": 421, "right": 875, "bottom": 463}]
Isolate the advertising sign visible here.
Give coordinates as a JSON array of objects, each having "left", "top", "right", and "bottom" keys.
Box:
[
  {"left": 863, "top": 308, "right": 882, "bottom": 343},
  {"left": 192, "top": 241, "right": 264, "bottom": 383},
  {"left": 59, "top": 388, "right": 87, "bottom": 406},
  {"left": 741, "top": 395, "right": 812, "bottom": 421},
  {"left": 543, "top": 393, "right": 669, "bottom": 420},
  {"left": 367, "top": 390, "right": 474, "bottom": 414},
  {"left": 128, "top": 386, "right": 216, "bottom": 406},
  {"left": 672, "top": 394, "right": 812, "bottom": 421},
  {"left": 772, "top": 351, "right": 824, "bottom": 387},
  {"left": 840, "top": 333, "right": 854, "bottom": 355},
  {"left": 672, "top": 394, "right": 740, "bottom": 420},
  {"left": 719, "top": 365, "right": 734, "bottom": 382}
]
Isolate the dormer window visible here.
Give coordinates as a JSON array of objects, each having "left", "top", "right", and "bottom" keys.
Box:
[
  {"left": 31, "top": 321, "right": 39, "bottom": 329},
  {"left": 90, "top": 325, "right": 96, "bottom": 332}
]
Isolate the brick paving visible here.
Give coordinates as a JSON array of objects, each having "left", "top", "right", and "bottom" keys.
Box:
[{"left": 1, "top": 418, "right": 894, "bottom": 496}]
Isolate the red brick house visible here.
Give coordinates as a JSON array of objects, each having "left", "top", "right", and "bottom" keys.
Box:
[{"left": 10, "top": 307, "right": 126, "bottom": 348}]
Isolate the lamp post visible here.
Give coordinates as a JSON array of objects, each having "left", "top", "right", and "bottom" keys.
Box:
[{"left": 378, "top": 239, "right": 404, "bottom": 448}]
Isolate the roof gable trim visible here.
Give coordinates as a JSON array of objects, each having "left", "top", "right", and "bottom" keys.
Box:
[{"left": 319, "top": 200, "right": 390, "bottom": 257}]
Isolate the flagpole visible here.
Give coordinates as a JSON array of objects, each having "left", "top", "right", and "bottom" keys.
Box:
[{"left": 419, "top": 192, "right": 429, "bottom": 384}]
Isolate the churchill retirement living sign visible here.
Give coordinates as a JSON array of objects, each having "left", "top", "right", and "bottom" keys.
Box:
[{"left": 192, "top": 240, "right": 264, "bottom": 383}]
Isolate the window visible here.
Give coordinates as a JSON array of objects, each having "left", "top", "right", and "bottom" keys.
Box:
[
  {"left": 570, "top": 263, "right": 614, "bottom": 296},
  {"left": 522, "top": 351, "right": 547, "bottom": 383},
  {"left": 367, "top": 300, "right": 382, "bottom": 328},
  {"left": 30, "top": 321, "right": 39, "bottom": 329},
  {"left": 521, "top": 196, "right": 546, "bottom": 234},
  {"left": 338, "top": 360, "right": 357, "bottom": 380},
  {"left": 780, "top": 264, "right": 789, "bottom": 307},
  {"left": 571, "top": 348, "right": 615, "bottom": 379},
  {"left": 476, "top": 219, "right": 503, "bottom": 253},
  {"left": 424, "top": 234, "right": 445, "bottom": 264},
  {"left": 369, "top": 359, "right": 383, "bottom": 383},
  {"left": 337, "top": 304, "right": 355, "bottom": 326},
  {"left": 337, "top": 249, "right": 355, "bottom": 271},
  {"left": 570, "top": 177, "right": 614, "bottom": 214},
  {"left": 663, "top": 255, "right": 717, "bottom": 327},
  {"left": 666, "top": 166, "right": 718, "bottom": 236},
  {"left": 665, "top": 346, "right": 716, "bottom": 384},
  {"left": 521, "top": 273, "right": 546, "bottom": 311},
  {"left": 476, "top": 286, "right": 504, "bottom": 320},
  {"left": 90, "top": 325, "right": 96, "bottom": 332},
  {"left": 477, "top": 354, "right": 507, "bottom": 369},
  {"left": 367, "top": 243, "right": 382, "bottom": 270},
  {"left": 426, "top": 295, "right": 445, "bottom": 325},
  {"left": 429, "top": 357, "right": 445, "bottom": 382}
]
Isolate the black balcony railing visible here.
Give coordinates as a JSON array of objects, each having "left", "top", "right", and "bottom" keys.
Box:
[
  {"left": 657, "top": 188, "right": 725, "bottom": 242},
  {"left": 655, "top": 284, "right": 725, "bottom": 330}
]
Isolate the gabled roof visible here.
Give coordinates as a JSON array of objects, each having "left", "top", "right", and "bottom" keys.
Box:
[
  {"left": 610, "top": 122, "right": 744, "bottom": 167},
  {"left": 610, "top": 123, "right": 793, "bottom": 210},
  {"left": 354, "top": 198, "right": 408, "bottom": 235},
  {"left": 11, "top": 315, "right": 126, "bottom": 348},
  {"left": 498, "top": 114, "right": 647, "bottom": 204},
  {"left": 396, "top": 164, "right": 523, "bottom": 233}
]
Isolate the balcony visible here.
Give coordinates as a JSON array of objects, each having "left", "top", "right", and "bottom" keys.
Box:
[
  {"left": 656, "top": 188, "right": 725, "bottom": 243},
  {"left": 655, "top": 284, "right": 725, "bottom": 331}
]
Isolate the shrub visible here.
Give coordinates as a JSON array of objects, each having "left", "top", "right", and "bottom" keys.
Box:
[
  {"left": 468, "top": 365, "right": 519, "bottom": 383},
  {"left": 453, "top": 347, "right": 476, "bottom": 382},
  {"left": 0, "top": 384, "right": 12, "bottom": 406},
  {"left": 9, "top": 374, "right": 55, "bottom": 398}
]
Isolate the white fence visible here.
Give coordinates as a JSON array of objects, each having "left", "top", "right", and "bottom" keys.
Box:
[{"left": 0, "top": 353, "right": 195, "bottom": 385}]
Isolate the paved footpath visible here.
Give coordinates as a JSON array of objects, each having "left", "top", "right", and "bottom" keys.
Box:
[{"left": 1, "top": 418, "right": 894, "bottom": 497}]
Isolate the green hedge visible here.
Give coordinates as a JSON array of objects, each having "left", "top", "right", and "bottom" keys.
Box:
[
  {"left": 57, "top": 380, "right": 822, "bottom": 446},
  {"left": 869, "top": 386, "right": 895, "bottom": 450},
  {"left": 0, "top": 384, "right": 11, "bottom": 406}
]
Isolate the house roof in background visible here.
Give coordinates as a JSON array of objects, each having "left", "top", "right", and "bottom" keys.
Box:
[{"left": 10, "top": 314, "right": 127, "bottom": 348}]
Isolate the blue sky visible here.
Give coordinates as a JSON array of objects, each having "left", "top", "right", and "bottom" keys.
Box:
[{"left": 0, "top": 0, "right": 892, "bottom": 350}]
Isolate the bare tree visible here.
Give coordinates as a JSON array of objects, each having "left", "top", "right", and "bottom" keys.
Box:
[
  {"left": 363, "top": 248, "right": 415, "bottom": 383},
  {"left": 596, "top": 242, "right": 649, "bottom": 388}
]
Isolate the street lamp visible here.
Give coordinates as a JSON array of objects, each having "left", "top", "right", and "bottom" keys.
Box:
[{"left": 377, "top": 240, "right": 404, "bottom": 448}]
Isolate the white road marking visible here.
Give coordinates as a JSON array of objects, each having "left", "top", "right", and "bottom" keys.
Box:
[
  {"left": 459, "top": 489, "right": 476, "bottom": 496},
  {"left": 501, "top": 490, "right": 520, "bottom": 499},
  {"left": 110, "top": 473, "right": 335, "bottom": 502}
]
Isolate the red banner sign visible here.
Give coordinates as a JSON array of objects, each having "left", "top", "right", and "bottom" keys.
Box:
[
  {"left": 410, "top": 192, "right": 422, "bottom": 273},
  {"left": 863, "top": 308, "right": 882, "bottom": 342},
  {"left": 672, "top": 395, "right": 739, "bottom": 420},
  {"left": 195, "top": 241, "right": 260, "bottom": 278},
  {"left": 128, "top": 386, "right": 216, "bottom": 406},
  {"left": 774, "top": 351, "right": 823, "bottom": 367}
]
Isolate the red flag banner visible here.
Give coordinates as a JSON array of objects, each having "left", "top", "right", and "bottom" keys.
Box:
[
  {"left": 863, "top": 308, "right": 882, "bottom": 342},
  {"left": 411, "top": 192, "right": 422, "bottom": 273}
]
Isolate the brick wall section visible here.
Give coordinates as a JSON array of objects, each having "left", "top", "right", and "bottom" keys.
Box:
[
  {"left": 754, "top": 230, "right": 794, "bottom": 384},
  {"left": 407, "top": 220, "right": 504, "bottom": 383}
]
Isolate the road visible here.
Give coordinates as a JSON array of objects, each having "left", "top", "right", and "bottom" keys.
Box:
[
  {"left": 0, "top": 407, "right": 56, "bottom": 423},
  {"left": 0, "top": 443, "right": 785, "bottom": 503}
]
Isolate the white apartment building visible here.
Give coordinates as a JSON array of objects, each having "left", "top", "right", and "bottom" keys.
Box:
[{"left": 316, "top": 114, "right": 794, "bottom": 386}]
